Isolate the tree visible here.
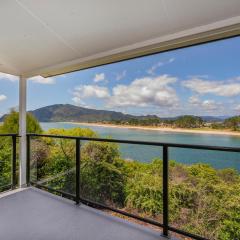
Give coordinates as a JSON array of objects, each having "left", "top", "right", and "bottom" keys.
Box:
[
  {"left": 175, "top": 115, "right": 203, "bottom": 128},
  {"left": 0, "top": 110, "right": 42, "bottom": 134},
  {"left": 81, "top": 141, "right": 125, "bottom": 206},
  {"left": 224, "top": 116, "right": 240, "bottom": 131},
  {"left": 30, "top": 127, "right": 97, "bottom": 192},
  {"left": 0, "top": 141, "right": 12, "bottom": 191},
  {"left": 0, "top": 110, "right": 42, "bottom": 189},
  {"left": 211, "top": 122, "right": 225, "bottom": 130}
]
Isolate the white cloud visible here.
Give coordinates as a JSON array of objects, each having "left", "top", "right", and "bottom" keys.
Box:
[
  {"left": 188, "top": 96, "right": 201, "bottom": 105},
  {"left": 72, "top": 85, "right": 110, "bottom": 105},
  {"left": 71, "top": 97, "right": 89, "bottom": 107},
  {"left": 72, "top": 75, "right": 179, "bottom": 109},
  {"left": 29, "top": 76, "right": 55, "bottom": 84},
  {"left": 94, "top": 73, "right": 105, "bottom": 83},
  {"left": 0, "top": 73, "right": 55, "bottom": 84},
  {"left": 116, "top": 70, "right": 127, "bottom": 81},
  {"left": 188, "top": 75, "right": 209, "bottom": 79},
  {"left": 0, "top": 94, "right": 7, "bottom": 102},
  {"left": 234, "top": 104, "right": 240, "bottom": 112},
  {"left": 0, "top": 72, "right": 18, "bottom": 81},
  {"left": 71, "top": 96, "right": 86, "bottom": 106},
  {"left": 147, "top": 58, "right": 175, "bottom": 75},
  {"left": 201, "top": 100, "right": 219, "bottom": 111},
  {"left": 182, "top": 78, "right": 240, "bottom": 97},
  {"left": 109, "top": 75, "right": 179, "bottom": 108},
  {"left": 188, "top": 96, "right": 220, "bottom": 111}
]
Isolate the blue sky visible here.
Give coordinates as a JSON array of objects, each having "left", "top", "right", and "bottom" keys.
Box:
[{"left": 0, "top": 36, "right": 240, "bottom": 117}]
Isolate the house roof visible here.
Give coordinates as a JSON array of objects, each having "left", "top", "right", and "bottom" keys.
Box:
[{"left": 0, "top": 0, "right": 240, "bottom": 77}]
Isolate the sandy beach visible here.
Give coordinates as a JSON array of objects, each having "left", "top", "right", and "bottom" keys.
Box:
[{"left": 64, "top": 122, "right": 240, "bottom": 137}]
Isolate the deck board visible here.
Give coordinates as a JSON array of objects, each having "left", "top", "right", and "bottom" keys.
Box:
[{"left": 0, "top": 188, "right": 167, "bottom": 240}]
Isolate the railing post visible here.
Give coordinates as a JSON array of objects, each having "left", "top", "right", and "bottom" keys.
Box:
[
  {"left": 26, "top": 135, "right": 31, "bottom": 186},
  {"left": 75, "top": 138, "right": 80, "bottom": 204},
  {"left": 11, "top": 135, "right": 17, "bottom": 189},
  {"left": 19, "top": 76, "right": 27, "bottom": 186},
  {"left": 162, "top": 145, "right": 169, "bottom": 237}
]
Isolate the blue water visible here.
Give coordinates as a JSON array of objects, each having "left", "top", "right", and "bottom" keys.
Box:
[{"left": 41, "top": 122, "right": 240, "bottom": 171}]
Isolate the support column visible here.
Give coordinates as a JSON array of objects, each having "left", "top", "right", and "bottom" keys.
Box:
[{"left": 19, "top": 76, "right": 27, "bottom": 187}]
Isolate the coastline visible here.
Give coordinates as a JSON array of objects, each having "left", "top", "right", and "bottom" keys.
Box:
[{"left": 62, "top": 122, "right": 240, "bottom": 137}]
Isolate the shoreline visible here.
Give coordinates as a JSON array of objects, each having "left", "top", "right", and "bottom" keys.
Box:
[{"left": 61, "top": 122, "right": 240, "bottom": 137}]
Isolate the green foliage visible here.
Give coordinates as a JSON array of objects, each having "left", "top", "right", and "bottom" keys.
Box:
[
  {"left": 219, "top": 197, "right": 240, "bottom": 240},
  {"left": 30, "top": 127, "right": 98, "bottom": 192},
  {"left": 169, "top": 164, "right": 240, "bottom": 239},
  {"left": 111, "top": 115, "right": 207, "bottom": 129},
  {"left": 224, "top": 116, "right": 240, "bottom": 131},
  {"left": 45, "top": 127, "right": 97, "bottom": 138},
  {"left": 211, "top": 122, "right": 225, "bottom": 130},
  {"left": 0, "top": 138, "right": 12, "bottom": 190},
  {"left": 124, "top": 160, "right": 240, "bottom": 240},
  {"left": 175, "top": 115, "right": 204, "bottom": 128},
  {"left": 31, "top": 128, "right": 126, "bottom": 205},
  {"left": 125, "top": 118, "right": 162, "bottom": 126},
  {"left": 125, "top": 169, "right": 163, "bottom": 216},
  {"left": 81, "top": 141, "right": 125, "bottom": 206},
  {"left": 0, "top": 110, "right": 42, "bottom": 134},
  {"left": 0, "top": 110, "right": 42, "bottom": 190}
]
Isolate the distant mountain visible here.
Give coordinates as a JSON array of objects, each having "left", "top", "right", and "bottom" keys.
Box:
[
  {"left": 27, "top": 104, "right": 135, "bottom": 122},
  {"left": 200, "top": 116, "right": 226, "bottom": 122},
  {"left": 27, "top": 104, "right": 159, "bottom": 122},
  {"left": 0, "top": 104, "right": 231, "bottom": 123}
]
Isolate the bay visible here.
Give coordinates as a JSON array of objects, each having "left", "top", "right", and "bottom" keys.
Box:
[{"left": 41, "top": 122, "right": 240, "bottom": 171}]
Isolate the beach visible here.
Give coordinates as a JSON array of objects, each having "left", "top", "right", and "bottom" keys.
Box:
[{"left": 64, "top": 122, "right": 240, "bottom": 137}]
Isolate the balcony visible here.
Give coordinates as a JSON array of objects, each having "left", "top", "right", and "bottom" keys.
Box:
[
  {"left": 1, "top": 133, "right": 239, "bottom": 240},
  {"left": 0, "top": 2, "right": 240, "bottom": 240},
  {"left": 0, "top": 188, "right": 164, "bottom": 240}
]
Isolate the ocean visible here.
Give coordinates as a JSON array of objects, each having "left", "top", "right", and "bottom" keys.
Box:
[{"left": 41, "top": 122, "right": 240, "bottom": 171}]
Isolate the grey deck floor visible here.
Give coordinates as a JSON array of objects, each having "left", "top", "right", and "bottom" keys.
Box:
[{"left": 0, "top": 188, "right": 167, "bottom": 240}]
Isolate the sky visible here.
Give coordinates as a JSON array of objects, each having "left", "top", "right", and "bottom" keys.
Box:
[{"left": 0, "top": 36, "right": 240, "bottom": 118}]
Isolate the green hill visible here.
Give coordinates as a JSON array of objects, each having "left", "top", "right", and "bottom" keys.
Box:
[{"left": 0, "top": 104, "right": 157, "bottom": 123}]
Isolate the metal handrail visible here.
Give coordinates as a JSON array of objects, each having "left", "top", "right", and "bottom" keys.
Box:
[
  {"left": 27, "top": 133, "right": 240, "bottom": 240},
  {"left": 27, "top": 133, "right": 240, "bottom": 152},
  {"left": 0, "top": 133, "right": 19, "bottom": 137}
]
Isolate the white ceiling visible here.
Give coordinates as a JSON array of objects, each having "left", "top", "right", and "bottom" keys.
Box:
[{"left": 0, "top": 0, "right": 240, "bottom": 77}]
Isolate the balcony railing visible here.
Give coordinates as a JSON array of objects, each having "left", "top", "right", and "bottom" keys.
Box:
[
  {"left": 0, "top": 134, "right": 18, "bottom": 192},
  {"left": 26, "top": 133, "right": 240, "bottom": 240}
]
